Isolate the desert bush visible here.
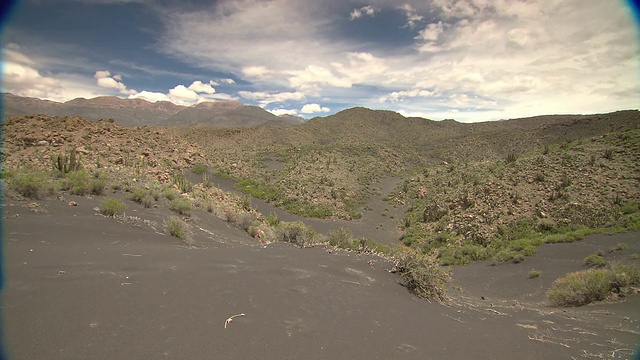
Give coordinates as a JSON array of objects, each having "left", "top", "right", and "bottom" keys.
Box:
[
  {"left": 168, "top": 198, "right": 191, "bottom": 215},
  {"left": 164, "top": 215, "right": 193, "bottom": 245},
  {"left": 621, "top": 201, "right": 638, "bottom": 215},
  {"left": 327, "top": 227, "right": 355, "bottom": 249},
  {"left": 223, "top": 206, "right": 239, "bottom": 222},
  {"left": 100, "top": 198, "right": 124, "bottom": 217},
  {"left": 547, "top": 263, "right": 640, "bottom": 307},
  {"left": 129, "top": 188, "right": 149, "bottom": 203},
  {"left": 275, "top": 221, "right": 315, "bottom": 247},
  {"left": 609, "top": 262, "right": 640, "bottom": 288},
  {"left": 266, "top": 211, "right": 281, "bottom": 227},
  {"left": 9, "top": 170, "right": 52, "bottom": 199},
  {"left": 164, "top": 187, "right": 180, "bottom": 201},
  {"left": 90, "top": 178, "right": 106, "bottom": 195},
  {"left": 142, "top": 195, "right": 154, "bottom": 208},
  {"left": 395, "top": 252, "right": 450, "bottom": 303},
  {"left": 609, "top": 242, "right": 628, "bottom": 253},
  {"left": 547, "top": 268, "right": 613, "bottom": 306},
  {"left": 65, "top": 170, "right": 90, "bottom": 195},
  {"left": 235, "top": 211, "right": 257, "bottom": 231},
  {"left": 583, "top": 253, "right": 606, "bottom": 267},
  {"left": 536, "top": 218, "right": 556, "bottom": 232},
  {"left": 528, "top": 270, "right": 541, "bottom": 279}
]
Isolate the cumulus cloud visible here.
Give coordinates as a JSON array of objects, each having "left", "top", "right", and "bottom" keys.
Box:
[
  {"left": 268, "top": 108, "right": 298, "bottom": 116},
  {"left": 187, "top": 80, "right": 216, "bottom": 94},
  {"left": 300, "top": 103, "right": 330, "bottom": 114},
  {"left": 129, "top": 90, "right": 171, "bottom": 102},
  {"left": 219, "top": 78, "right": 236, "bottom": 84},
  {"left": 350, "top": 5, "right": 378, "bottom": 20},
  {"left": 94, "top": 70, "right": 137, "bottom": 95},
  {"left": 3, "top": 48, "right": 61, "bottom": 98}
]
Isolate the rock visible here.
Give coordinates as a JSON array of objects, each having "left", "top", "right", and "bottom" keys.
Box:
[
  {"left": 37, "top": 140, "right": 49, "bottom": 146},
  {"left": 68, "top": 201, "right": 78, "bottom": 206}
]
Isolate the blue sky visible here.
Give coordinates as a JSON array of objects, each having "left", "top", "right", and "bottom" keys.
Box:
[{"left": 2, "top": 0, "right": 639, "bottom": 122}]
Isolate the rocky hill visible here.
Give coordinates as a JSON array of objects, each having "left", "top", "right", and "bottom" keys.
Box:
[{"left": 2, "top": 93, "right": 303, "bottom": 127}]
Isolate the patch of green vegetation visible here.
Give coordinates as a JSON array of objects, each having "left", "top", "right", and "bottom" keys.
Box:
[
  {"left": 164, "top": 187, "right": 180, "bottom": 201},
  {"left": 528, "top": 269, "right": 541, "bottom": 279},
  {"left": 235, "top": 179, "right": 283, "bottom": 202},
  {"left": 583, "top": 253, "right": 607, "bottom": 268},
  {"left": 164, "top": 215, "right": 192, "bottom": 245},
  {"left": 64, "top": 170, "right": 90, "bottom": 196},
  {"left": 89, "top": 178, "right": 107, "bottom": 195},
  {"left": 168, "top": 198, "right": 191, "bottom": 215},
  {"left": 395, "top": 252, "right": 450, "bottom": 303},
  {"left": 547, "top": 263, "right": 640, "bottom": 307},
  {"left": 274, "top": 221, "right": 315, "bottom": 247},
  {"left": 191, "top": 165, "right": 207, "bottom": 175},
  {"left": 100, "top": 198, "right": 124, "bottom": 217},
  {"left": 8, "top": 170, "right": 54, "bottom": 199},
  {"left": 281, "top": 197, "right": 333, "bottom": 218}
]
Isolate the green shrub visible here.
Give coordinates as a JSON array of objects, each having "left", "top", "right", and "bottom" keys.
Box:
[
  {"left": 100, "top": 198, "right": 125, "bottom": 217},
  {"left": 164, "top": 215, "right": 192, "bottom": 245},
  {"left": 395, "top": 252, "right": 450, "bottom": 303},
  {"left": 266, "top": 211, "right": 281, "bottom": 227},
  {"left": 9, "top": 171, "right": 52, "bottom": 199},
  {"left": 609, "top": 263, "right": 640, "bottom": 287},
  {"left": 620, "top": 201, "right": 638, "bottom": 215},
  {"left": 164, "top": 187, "right": 180, "bottom": 200},
  {"left": 547, "top": 269, "right": 613, "bottom": 306},
  {"left": 129, "top": 188, "right": 149, "bottom": 203},
  {"left": 142, "top": 195, "right": 154, "bottom": 208},
  {"left": 327, "top": 227, "right": 355, "bottom": 249},
  {"left": 547, "top": 263, "right": 640, "bottom": 307},
  {"left": 583, "top": 253, "right": 606, "bottom": 268},
  {"left": 235, "top": 211, "right": 257, "bottom": 231},
  {"left": 191, "top": 165, "right": 207, "bottom": 175},
  {"left": 90, "top": 179, "right": 106, "bottom": 195},
  {"left": 275, "top": 221, "right": 315, "bottom": 247},
  {"left": 528, "top": 270, "right": 541, "bottom": 279},
  {"left": 65, "top": 170, "right": 90, "bottom": 195},
  {"left": 168, "top": 198, "right": 191, "bottom": 215}
]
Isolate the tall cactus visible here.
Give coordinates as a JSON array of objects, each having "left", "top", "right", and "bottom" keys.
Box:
[{"left": 53, "top": 148, "right": 82, "bottom": 174}]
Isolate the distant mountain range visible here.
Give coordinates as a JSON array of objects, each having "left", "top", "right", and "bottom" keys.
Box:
[{"left": 2, "top": 93, "right": 306, "bottom": 127}]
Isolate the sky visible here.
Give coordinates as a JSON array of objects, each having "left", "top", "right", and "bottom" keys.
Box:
[{"left": 1, "top": 0, "right": 639, "bottom": 122}]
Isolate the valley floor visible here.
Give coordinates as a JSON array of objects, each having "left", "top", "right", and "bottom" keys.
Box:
[{"left": 2, "top": 193, "right": 639, "bottom": 359}]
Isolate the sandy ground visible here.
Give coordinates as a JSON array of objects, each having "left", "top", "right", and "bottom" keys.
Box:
[{"left": 1, "top": 193, "right": 639, "bottom": 359}]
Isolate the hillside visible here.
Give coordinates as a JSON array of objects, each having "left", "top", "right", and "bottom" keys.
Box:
[{"left": 2, "top": 93, "right": 302, "bottom": 127}]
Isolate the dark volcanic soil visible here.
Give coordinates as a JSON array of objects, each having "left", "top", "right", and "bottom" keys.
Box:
[{"left": 2, "top": 194, "right": 639, "bottom": 359}]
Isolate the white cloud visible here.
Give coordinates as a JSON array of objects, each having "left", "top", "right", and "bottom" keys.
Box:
[
  {"left": 94, "top": 70, "right": 137, "bottom": 95},
  {"left": 418, "top": 22, "right": 444, "bottom": 42},
  {"left": 242, "top": 66, "right": 272, "bottom": 79},
  {"left": 350, "top": 5, "right": 378, "bottom": 20},
  {"left": 219, "top": 78, "right": 236, "bottom": 84},
  {"left": 238, "top": 90, "right": 305, "bottom": 105},
  {"left": 188, "top": 80, "right": 216, "bottom": 94},
  {"left": 300, "top": 103, "right": 330, "bottom": 114},
  {"left": 168, "top": 84, "right": 199, "bottom": 101},
  {"left": 268, "top": 108, "right": 298, "bottom": 116},
  {"left": 129, "top": 90, "right": 171, "bottom": 102},
  {"left": 400, "top": 3, "right": 423, "bottom": 28},
  {"left": 287, "top": 65, "right": 352, "bottom": 92}
]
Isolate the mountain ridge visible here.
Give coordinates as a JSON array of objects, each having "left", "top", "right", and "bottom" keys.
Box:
[{"left": 2, "top": 93, "right": 304, "bottom": 127}]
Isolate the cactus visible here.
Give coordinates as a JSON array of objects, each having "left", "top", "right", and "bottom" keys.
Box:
[{"left": 53, "top": 148, "right": 82, "bottom": 174}]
